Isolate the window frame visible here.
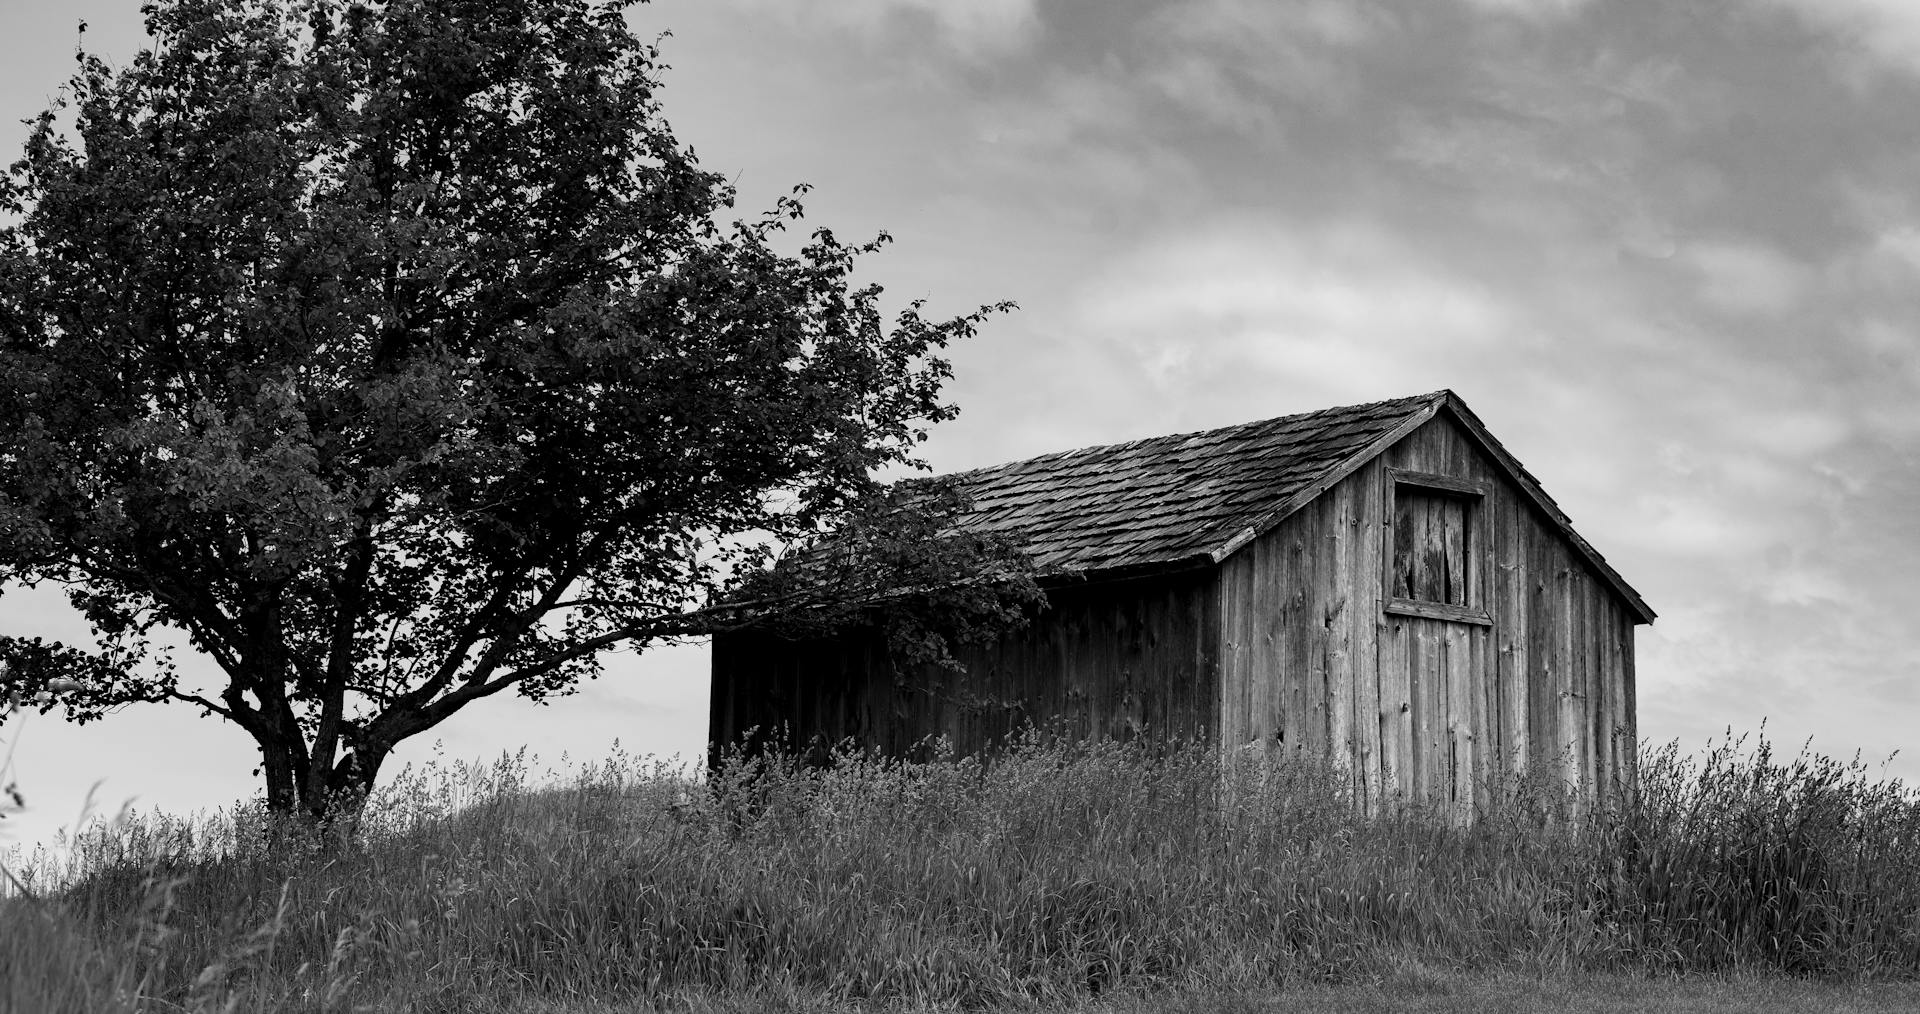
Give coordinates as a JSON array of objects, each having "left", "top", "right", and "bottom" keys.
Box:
[{"left": 1382, "top": 467, "right": 1494, "bottom": 627}]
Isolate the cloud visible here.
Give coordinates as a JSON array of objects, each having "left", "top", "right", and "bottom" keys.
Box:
[
  {"left": 1151, "top": 0, "right": 1385, "bottom": 53},
  {"left": 1871, "top": 225, "right": 1920, "bottom": 278},
  {"left": 1763, "top": 0, "right": 1920, "bottom": 77},
  {"left": 1068, "top": 219, "right": 1522, "bottom": 418},
  {"left": 1681, "top": 240, "right": 1811, "bottom": 316},
  {"left": 1395, "top": 113, "right": 1606, "bottom": 187},
  {"left": 726, "top": 0, "right": 1038, "bottom": 58},
  {"left": 1628, "top": 492, "right": 1778, "bottom": 560},
  {"left": 1455, "top": 0, "right": 1593, "bottom": 20},
  {"left": 1761, "top": 564, "right": 1852, "bottom": 607},
  {"left": 963, "top": 68, "right": 1210, "bottom": 219},
  {"left": 1139, "top": 0, "right": 1395, "bottom": 126},
  {"left": 1385, "top": 49, "right": 1660, "bottom": 215}
]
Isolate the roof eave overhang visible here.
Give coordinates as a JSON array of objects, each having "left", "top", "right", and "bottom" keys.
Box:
[
  {"left": 1035, "top": 552, "right": 1218, "bottom": 589},
  {"left": 1435, "top": 393, "right": 1656, "bottom": 625}
]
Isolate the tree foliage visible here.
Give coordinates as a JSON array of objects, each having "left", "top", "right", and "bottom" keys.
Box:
[{"left": 0, "top": 0, "right": 1037, "bottom": 821}]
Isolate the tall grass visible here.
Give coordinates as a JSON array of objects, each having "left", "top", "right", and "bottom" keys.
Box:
[{"left": 3, "top": 733, "right": 1918, "bottom": 1012}]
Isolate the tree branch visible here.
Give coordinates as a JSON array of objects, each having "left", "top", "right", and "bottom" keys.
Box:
[{"left": 163, "top": 687, "right": 236, "bottom": 721}]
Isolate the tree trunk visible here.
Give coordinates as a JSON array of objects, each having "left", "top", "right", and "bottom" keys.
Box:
[
  {"left": 254, "top": 734, "right": 391, "bottom": 851},
  {"left": 307, "top": 745, "right": 390, "bottom": 845},
  {"left": 260, "top": 739, "right": 301, "bottom": 817}
]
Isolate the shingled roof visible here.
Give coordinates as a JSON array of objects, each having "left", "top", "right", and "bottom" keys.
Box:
[{"left": 944, "top": 390, "right": 1654, "bottom": 622}]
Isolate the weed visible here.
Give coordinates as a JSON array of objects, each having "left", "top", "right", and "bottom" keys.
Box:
[{"left": 0, "top": 733, "right": 1916, "bottom": 1012}]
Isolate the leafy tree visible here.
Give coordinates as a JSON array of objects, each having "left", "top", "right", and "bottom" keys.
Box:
[{"left": 0, "top": 0, "right": 1036, "bottom": 824}]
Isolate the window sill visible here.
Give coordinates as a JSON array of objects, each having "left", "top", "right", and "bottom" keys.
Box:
[{"left": 1383, "top": 599, "right": 1493, "bottom": 627}]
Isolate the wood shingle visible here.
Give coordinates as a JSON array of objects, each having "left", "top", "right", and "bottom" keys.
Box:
[{"left": 942, "top": 389, "right": 1651, "bottom": 625}]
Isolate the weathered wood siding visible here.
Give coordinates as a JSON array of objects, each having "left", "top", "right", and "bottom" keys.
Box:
[
  {"left": 1215, "top": 454, "right": 1385, "bottom": 807},
  {"left": 1217, "top": 412, "right": 1638, "bottom": 812},
  {"left": 713, "top": 404, "right": 1640, "bottom": 812},
  {"left": 710, "top": 569, "right": 1221, "bottom": 758}
]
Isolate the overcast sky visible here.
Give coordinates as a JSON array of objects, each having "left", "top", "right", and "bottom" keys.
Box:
[{"left": 5, "top": 0, "right": 1920, "bottom": 850}]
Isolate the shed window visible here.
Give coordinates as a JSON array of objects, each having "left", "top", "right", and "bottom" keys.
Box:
[
  {"left": 1384, "top": 469, "right": 1491, "bottom": 625},
  {"left": 1392, "top": 488, "right": 1471, "bottom": 605}
]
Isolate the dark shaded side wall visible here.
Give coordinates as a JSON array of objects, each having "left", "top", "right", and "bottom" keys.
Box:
[
  {"left": 1216, "top": 410, "right": 1640, "bottom": 814},
  {"left": 709, "top": 569, "right": 1221, "bottom": 759}
]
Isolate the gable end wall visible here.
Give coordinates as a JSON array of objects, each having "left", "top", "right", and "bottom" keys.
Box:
[{"left": 1214, "top": 411, "right": 1638, "bottom": 812}]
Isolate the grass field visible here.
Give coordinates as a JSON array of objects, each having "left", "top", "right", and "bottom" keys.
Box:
[
  {"left": 3, "top": 733, "right": 1918, "bottom": 1012},
  {"left": 1103, "top": 974, "right": 1920, "bottom": 1014}
]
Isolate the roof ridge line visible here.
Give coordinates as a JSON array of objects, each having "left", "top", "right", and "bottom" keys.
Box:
[{"left": 939, "top": 389, "right": 1451, "bottom": 481}]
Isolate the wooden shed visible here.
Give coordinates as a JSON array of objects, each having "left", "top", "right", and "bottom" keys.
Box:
[{"left": 711, "top": 390, "right": 1655, "bottom": 811}]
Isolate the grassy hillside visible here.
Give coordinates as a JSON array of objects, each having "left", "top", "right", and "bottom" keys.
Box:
[{"left": 3, "top": 733, "right": 1918, "bottom": 1012}]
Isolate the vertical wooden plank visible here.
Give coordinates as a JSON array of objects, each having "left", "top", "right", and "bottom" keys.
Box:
[
  {"left": 1328, "top": 478, "right": 1356, "bottom": 799},
  {"left": 1219, "top": 557, "right": 1243, "bottom": 748},
  {"left": 1487, "top": 494, "right": 1511, "bottom": 789},
  {"left": 1529, "top": 540, "right": 1549, "bottom": 786},
  {"left": 1609, "top": 599, "right": 1628, "bottom": 805},
  {"left": 1407, "top": 622, "right": 1426, "bottom": 800},
  {"left": 1613, "top": 602, "right": 1630, "bottom": 804},
  {"left": 1169, "top": 585, "right": 1183, "bottom": 739},
  {"left": 1442, "top": 497, "right": 1466, "bottom": 605},
  {"left": 1421, "top": 494, "right": 1437, "bottom": 602},
  {"left": 1620, "top": 613, "right": 1638, "bottom": 803},
  {"left": 1238, "top": 551, "right": 1256, "bottom": 750},
  {"left": 1256, "top": 535, "right": 1279, "bottom": 750},
  {"left": 1415, "top": 417, "right": 1440, "bottom": 470},
  {"left": 1428, "top": 622, "right": 1448, "bottom": 804},
  {"left": 1595, "top": 597, "right": 1615, "bottom": 804},
  {"left": 1213, "top": 567, "right": 1230, "bottom": 748},
  {"left": 1259, "top": 530, "right": 1274, "bottom": 752},
  {"left": 1456, "top": 624, "right": 1474, "bottom": 817},
  {"left": 1294, "top": 515, "right": 1313, "bottom": 760},
  {"left": 1500, "top": 489, "right": 1530, "bottom": 784},
  {"left": 1354, "top": 465, "right": 1384, "bottom": 815},
  {"left": 1246, "top": 538, "right": 1266, "bottom": 749},
  {"left": 1430, "top": 622, "right": 1450, "bottom": 808},
  {"left": 1405, "top": 494, "right": 1424, "bottom": 600},
  {"left": 1280, "top": 528, "right": 1302, "bottom": 757},
  {"left": 1606, "top": 596, "right": 1625, "bottom": 805},
  {"left": 1563, "top": 571, "right": 1581, "bottom": 801},
  {"left": 1448, "top": 622, "right": 1473, "bottom": 817},
  {"left": 1431, "top": 624, "right": 1446, "bottom": 807},
  {"left": 1528, "top": 534, "right": 1554, "bottom": 785},
  {"left": 1404, "top": 619, "right": 1422, "bottom": 803},
  {"left": 1433, "top": 623, "right": 1450, "bottom": 808},
  {"left": 1192, "top": 576, "right": 1204, "bottom": 743},
  {"left": 1391, "top": 492, "right": 1413, "bottom": 600},
  {"left": 1556, "top": 557, "right": 1578, "bottom": 798},
  {"left": 1487, "top": 505, "right": 1508, "bottom": 794},
  {"left": 1249, "top": 540, "right": 1271, "bottom": 750},
  {"left": 1535, "top": 548, "right": 1556, "bottom": 790},
  {"left": 1226, "top": 559, "right": 1242, "bottom": 748},
  {"left": 1299, "top": 512, "right": 1326, "bottom": 762},
  {"left": 1592, "top": 590, "right": 1613, "bottom": 806},
  {"left": 1193, "top": 576, "right": 1206, "bottom": 743},
  {"left": 1574, "top": 569, "right": 1594, "bottom": 804},
  {"left": 1381, "top": 618, "right": 1409, "bottom": 801},
  {"left": 1278, "top": 530, "right": 1300, "bottom": 756},
  {"left": 1477, "top": 623, "right": 1497, "bottom": 813},
  {"left": 1587, "top": 576, "right": 1603, "bottom": 803},
  {"left": 1195, "top": 573, "right": 1211, "bottom": 741}
]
